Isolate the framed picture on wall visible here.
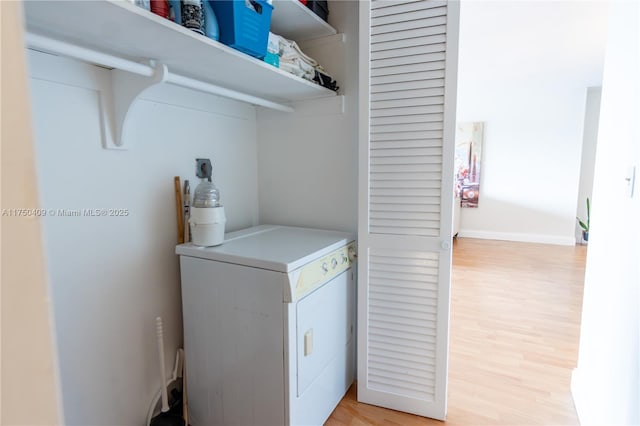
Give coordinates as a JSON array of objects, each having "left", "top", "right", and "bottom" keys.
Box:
[{"left": 454, "top": 122, "right": 484, "bottom": 208}]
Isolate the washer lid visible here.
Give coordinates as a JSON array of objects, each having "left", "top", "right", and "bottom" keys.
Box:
[{"left": 176, "top": 225, "right": 355, "bottom": 272}]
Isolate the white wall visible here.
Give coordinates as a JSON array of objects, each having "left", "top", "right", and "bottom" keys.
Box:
[
  {"left": 28, "top": 51, "right": 259, "bottom": 425},
  {"left": 456, "top": 1, "right": 607, "bottom": 245},
  {"left": 575, "top": 87, "right": 601, "bottom": 243},
  {"left": 571, "top": 0, "right": 640, "bottom": 424},
  {"left": 256, "top": 0, "right": 358, "bottom": 233},
  {"left": 1, "top": 2, "right": 61, "bottom": 424}
]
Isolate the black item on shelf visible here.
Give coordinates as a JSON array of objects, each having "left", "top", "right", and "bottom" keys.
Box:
[
  {"left": 313, "top": 70, "right": 338, "bottom": 92},
  {"left": 306, "top": 0, "right": 328, "bottom": 22},
  {"left": 182, "top": 0, "right": 205, "bottom": 35}
]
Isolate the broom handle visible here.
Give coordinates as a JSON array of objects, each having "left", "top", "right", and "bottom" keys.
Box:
[
  {"left": 174, "top": 177, "right": 184, "bottom": 244},
  {"left": 156, "top": 317, "right": 169, "bottom": 413}
]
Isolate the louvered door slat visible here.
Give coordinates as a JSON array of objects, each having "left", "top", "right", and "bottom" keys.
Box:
[
  {"left": 372, "top": 140, "right": 442, "bottom": 151},
  {"left": 369, "top": 298, "right": 438, "bottom": 315},
  {"left": 371, "top": 263, "right": 439, "bottom": 277},
  {"left": 370, "top": 363, "right": 436, "bottom": 381},
  {"left": 371, "top": 132, "right": 442, "bottom": 143},
  {"left": 371, "top": 195, "right": 440, "bottom": 205},
  {"left": 371, "top": 323, "right": 437, "bottom": 341},
  {"left": 369, "top": 226, "right": 439, "bottom": 236},
  {"left": 371, "top": 52, "right": 446, "bottom": 71},
  {"left": 371, "top": 287, "right": 439, "bottom": 302},
  {"left": 370, "top": 105, "right": 443, "bottom": 118},
  {"left": 372, "top": 43, "right": 446, "bottom": 61},
  {"left": 369, "top": 362, "right": 436, "bottom": 379},
  {"left": 372, "top": 83, "right": 445, "bottom": 96},
  {"left": 371, "top": 78, "right": 445, "bottom": 93},
  {"left": 369, "top": 264, "right": 438, "bottom": 282},
  {"left": 370, "top": 339, "right": 436, "bottom": 360},
  {"left": 369, "top": 307, "right": 438, "bottom": 324},
  {"left": 369, "top": 378, "right": 434, "bottom": 401},
  {"left": 369, "top": 347, "right": 436, "bottom": 368},
  {"left": 371, "top": 163, "right": 441, "bottom": 173},
  {"left": 369, "top": 320, "right": 437, "bottom": 335},
  {"left": 371, "top": 122, "right": 443, "bottom": 134},
  {"left": 371, "top": 33, "right": 446, "bottom": 52},
  {"left": 371, "top": 15, "right": 447, "bottom": 35},
  {"left": 371, "top": 25, "right": 446, "bottom": 44},
  {"left": 371, "top": 170, "right": 441, "bottom": 181},
  {"left": 369, "top": 355, "right": 436, "bottom": 374},
  {"left": 368, "top": 211, "right": 440, "bottom": 221},
  {"left": 371, "top": 149, "right": 442, "bottom": 159},
  {"left": 371, "top": 62, "right": 445, "bottom": 78},
  {"left": 371, "top": 86, "right": 445, "bottom": 101},
  {"left": 372, "top": 69, "right": 445, "bottom": 86},
  {"left": 371, "top": 178, "right": 441, "bottom": 188},
  {"left": 371, "top": 98, "right": 444, "bottom": 112},
  {"left": 370, "top": 204, "right": 440, "bottom": 215},
  {"left": 369, "top": 306, "right": 438, "bottom": 323},
  {"left": 371, "top": 6, "right": 446, "bottom": 26},
  {"left": 372, "top": 114, "right": 444, "bottom": 127},
  {"left": 370, "top": 155, "right": 441, "bottom": 166},
  {"left": 371, "top": 0, "right": 447, "bottom": 14},
  {"left": 371, "top": 184, "right": 442, "bottom": 193},
  {"left": 371, "top": 133, "right": 442, "bottom": 145},
  {"left": 370, "top": 253, "right": 441, "bottom": 267},
  {"left": 371, "top": 334, "right": 436, "bottom": 350},
  {"left": 371, "top": 285, "right": 438, "bottom": 300},
  {"left": 372, "top": 120, "right": 444, "bottom": 132}
]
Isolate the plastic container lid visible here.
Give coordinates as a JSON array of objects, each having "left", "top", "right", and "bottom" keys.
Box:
[{"left": 192, "top": 180, "right": 221, "bottom": 208}]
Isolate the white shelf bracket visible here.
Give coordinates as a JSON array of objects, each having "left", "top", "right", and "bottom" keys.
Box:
[{"left": 100, "top": 62, "right": 168, "bottom": 150}]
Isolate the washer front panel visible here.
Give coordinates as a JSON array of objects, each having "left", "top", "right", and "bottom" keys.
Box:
[{"left": 294, "top": 242, "right": 356, "bottom": 301}]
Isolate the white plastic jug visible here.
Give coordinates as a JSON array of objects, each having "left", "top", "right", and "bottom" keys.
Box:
[{"left": 190, "top": 179, "right": 225, "bottom": 246}]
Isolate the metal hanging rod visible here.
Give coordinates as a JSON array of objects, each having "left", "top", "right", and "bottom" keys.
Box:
[{"left": 25, "top": 33, "right": 294, "bottom": 113}]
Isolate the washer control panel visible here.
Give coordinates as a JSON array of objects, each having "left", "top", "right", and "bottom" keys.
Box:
[{"left": 294, "top": 242, "right": 356, "bottom": 300}]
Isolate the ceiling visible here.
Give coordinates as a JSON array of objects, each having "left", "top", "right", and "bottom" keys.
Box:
[{"left": 458, "top": 0, "right": 610, "bottom": 87}]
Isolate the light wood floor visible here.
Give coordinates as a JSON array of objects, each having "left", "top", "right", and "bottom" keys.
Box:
[{"left": 327, "top": 237, "right": 587, "bottom": 425}]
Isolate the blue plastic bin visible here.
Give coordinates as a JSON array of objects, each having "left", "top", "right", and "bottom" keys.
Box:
[{"left": 209, "top": 0, "right": 273, "bottom": 59}]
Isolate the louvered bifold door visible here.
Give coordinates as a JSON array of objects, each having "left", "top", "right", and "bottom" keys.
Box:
[{"left": 357, "top": 0, "right": 459, "bottom": 420}]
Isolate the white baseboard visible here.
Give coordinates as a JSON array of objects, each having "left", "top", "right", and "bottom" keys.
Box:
[{"left": 457, "top": 229, "right": 575, "bottom": 246}]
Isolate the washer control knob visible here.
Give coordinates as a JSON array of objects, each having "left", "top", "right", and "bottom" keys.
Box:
[
  {"left": 322, "top": 262, "right": 329, "bottom": 273},
  {"left": 331, "top": 258, "right": 338, "bottom": 269}
]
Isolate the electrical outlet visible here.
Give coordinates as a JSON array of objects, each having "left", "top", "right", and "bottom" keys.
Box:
[{"left": 196, "top": 158, "right": 212, "bottom": 180}]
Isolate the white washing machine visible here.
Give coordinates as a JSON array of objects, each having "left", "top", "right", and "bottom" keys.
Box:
[{"left": 176, "top": 225, "right": 356, "bottom": 426}]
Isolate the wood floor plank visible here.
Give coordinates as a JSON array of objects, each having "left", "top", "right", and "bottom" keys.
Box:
[{"left": 327, "top": 237, "right": 587, "bottom": 425}]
